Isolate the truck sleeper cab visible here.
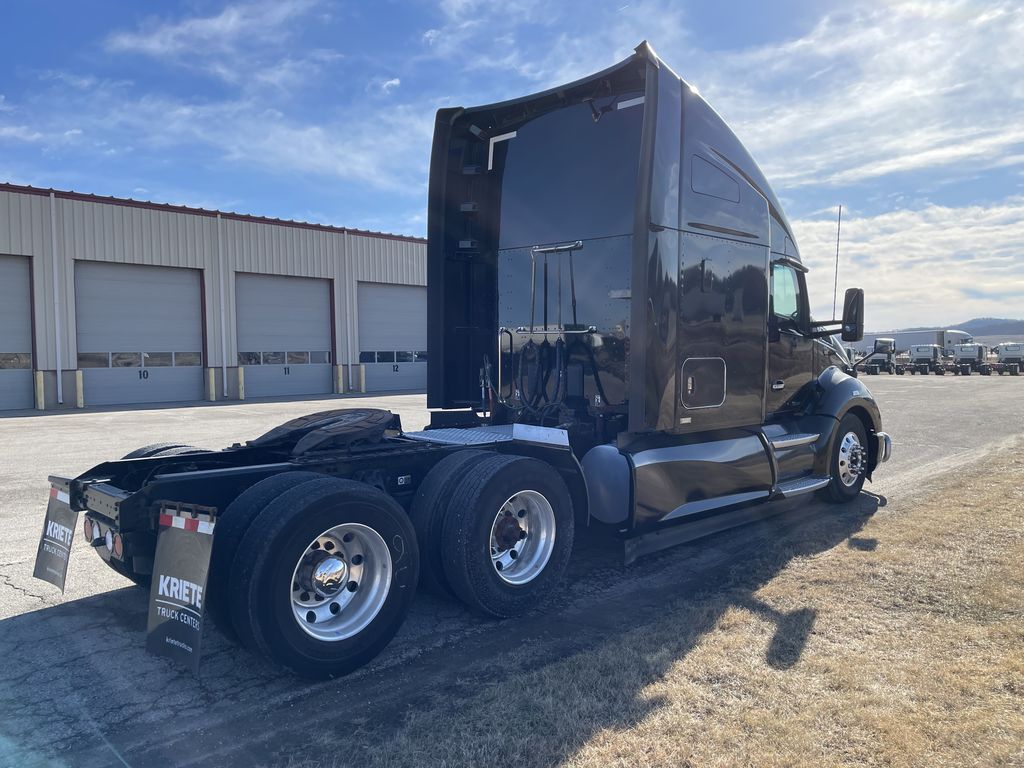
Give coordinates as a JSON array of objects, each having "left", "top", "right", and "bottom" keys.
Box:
[{"left": 47, "top": 43, "right": 891, "bottom": 679}]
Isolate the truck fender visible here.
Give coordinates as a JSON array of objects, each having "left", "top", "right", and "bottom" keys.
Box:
[
  {"left": 806, "top": 366, "right": 884, "bottom": 478},
  {"left": 580, "top": 444, "right": 631, "bottom": 525}
]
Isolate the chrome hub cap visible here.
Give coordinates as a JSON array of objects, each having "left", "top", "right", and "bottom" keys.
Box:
[
  {"left": 837, "top": 431, "right": 866, "bottom": 487},
  {"left": 490, "top": 490, "right": 556, "bottom": 586},
  {"left": 290, "top": 522, "right": 392, "bottom": 642}
]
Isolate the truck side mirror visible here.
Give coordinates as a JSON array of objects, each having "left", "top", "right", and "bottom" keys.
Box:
[
  {"left": 841, "top": 288, "right": 864, "bottom": 342},
  {"left": 873, "top": 338, "right": 895, "bottom": 355}
]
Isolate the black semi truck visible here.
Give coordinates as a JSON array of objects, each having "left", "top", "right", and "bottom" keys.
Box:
[{"left": 35, "top": 43, "right": 891, "bottom": 678}]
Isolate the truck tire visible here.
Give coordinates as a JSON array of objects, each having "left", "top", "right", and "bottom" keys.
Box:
[
  {"left": 409, "top": 449, "right": 493, "bottom": 597},
  {"left": 102, "top": 443, "right": 209, "bottom": 587},
  {"left": 228, "top": 477, "right": 418, "bottom": 678},
  {"left": 121, "top": 443, "right": 201, "bottom": 459},
  {"left": 440, "top": 454, "right": 574, "bottom": 618},
  {"left": 820, "top": 414, "right": 868, "bottom": 503},
  {"left": 207, "top": 471, "right": 324, "bottom": 639}
]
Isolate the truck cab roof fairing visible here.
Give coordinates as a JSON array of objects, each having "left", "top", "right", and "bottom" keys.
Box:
[{"left": 426, "top": 48, "right": 650, "bottom": 411}]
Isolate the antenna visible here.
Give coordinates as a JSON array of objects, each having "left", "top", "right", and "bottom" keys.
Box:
[{"left": 831, "top": 204, "right": 842, "bottom": 319}]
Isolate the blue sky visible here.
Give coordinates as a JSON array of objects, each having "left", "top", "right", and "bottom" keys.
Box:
[{"left": 2, "top": 0, "right": 1022, "bottom": 329}]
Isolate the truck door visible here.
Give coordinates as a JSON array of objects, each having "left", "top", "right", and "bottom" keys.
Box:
[{"left": 766, "top": 263, "right": 813, "bottom": 416}]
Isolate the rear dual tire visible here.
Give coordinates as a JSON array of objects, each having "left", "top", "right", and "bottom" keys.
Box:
[
  {"left": 439, "top": 454, "right": 574, "bottom": 618},
  {"left": 224, "top": 476, "right": 418, "bottom": 679},
  {"left": 108, "top": 443, "right": 208, "bottom": 586}
]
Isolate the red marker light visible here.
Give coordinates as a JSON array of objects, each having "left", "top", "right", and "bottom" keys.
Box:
[
  {"left": 112, "top": 534, "right": 124, "bottom": 559},
  {"left": 83, "top": 518, "right": 94, "bottom": 541}
]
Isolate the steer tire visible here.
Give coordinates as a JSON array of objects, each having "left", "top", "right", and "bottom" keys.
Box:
[
  {"left": 820, "top": 414, "right": 869, "bottom": 503},
  {"left": 409, "top": 449, "right": 493, "bottom": 597},
  {"left": 228, "top": 478, "right": 418, "bottom": 678},
  {"left": 207, "top": 471, "right": 324, "bottom": 640},
  {"left": 440, "top": 454, "right": 574, "bottom": 619}
]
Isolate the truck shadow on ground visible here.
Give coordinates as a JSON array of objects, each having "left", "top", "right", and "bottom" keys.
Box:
[{"left": 0, "top": 491, "right": 883, "bottom": 767}]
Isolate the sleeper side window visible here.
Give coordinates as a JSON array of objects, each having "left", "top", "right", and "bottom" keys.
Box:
[{"left": 771, "top": 264, "right": 801, "bottom": 322}]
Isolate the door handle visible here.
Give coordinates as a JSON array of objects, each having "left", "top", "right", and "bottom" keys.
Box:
[{"left": 771, "top": 380, "right": 785, "bottom": 391}]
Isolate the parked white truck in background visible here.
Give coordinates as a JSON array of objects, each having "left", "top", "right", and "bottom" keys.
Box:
[
  {"left": 858, "top": 329, "right": 972, "bottom": 356},
  {"left": 907, "top": 344, "right": 943, "bottom": 374},
  {"left": 951, "top": 343, "right": 990, "bottom": 375},
  {"left": 992, "top": 342, "right": 1023, "bottom": 376}
]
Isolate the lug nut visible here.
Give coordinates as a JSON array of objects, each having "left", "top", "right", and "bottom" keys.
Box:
[
  {"left": 346, "top": 581, "right": 358, "bottom": 592},
  {"left": 350, "top": 554, "right": 363, "bottom": 566},
  {"left": 330, "top": 602, "right": 340, "bottom": 614}
]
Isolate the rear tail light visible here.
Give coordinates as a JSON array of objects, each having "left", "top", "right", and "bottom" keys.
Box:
[
  {"left": 83, "top": 518, "right": 93, "bottom": 541},
  {"left": 112, "top": 534, "right": 124, "bottom": 559}
]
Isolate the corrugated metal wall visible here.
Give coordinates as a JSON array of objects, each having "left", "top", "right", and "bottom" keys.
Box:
[{"left": 0, "top": 188, "right": 425, "bottom": 382}]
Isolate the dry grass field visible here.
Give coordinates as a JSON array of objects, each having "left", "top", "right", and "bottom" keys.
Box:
[{"left": 288, "top": 442, "right": 1024, "bottom": 768}]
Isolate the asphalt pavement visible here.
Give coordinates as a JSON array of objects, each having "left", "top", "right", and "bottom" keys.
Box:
[{"left": 0, "top": 375, "right": 1021, "bottom": 767}]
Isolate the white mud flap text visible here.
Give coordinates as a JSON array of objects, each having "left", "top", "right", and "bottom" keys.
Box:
[
  {"left": 32, "top": 476, "right": 77, "bottom": 592},
  {"left": 146, "top": 508, "right": 216, "bottom": 675}
]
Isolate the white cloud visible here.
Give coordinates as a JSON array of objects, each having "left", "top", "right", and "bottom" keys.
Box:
[
  {"left": 68, "top": 91, "right": 435, "bottom": 192},
  {"left": 688, "top": 1, "right": 1024, "bottom": 189},
  {"left": 0, "top": 125, "right": 43, "bottom": 142},
  {"left": 105, "top": 0, "right": 328, "bottom": 87},
  {"left": 793, "top": 200, "right": 1024, "bottom": 329},
  {"left": 107, "top": 0, "right": 314, "bottom": 58},
  {"left": 38, "top": 71, "right": 99, "bottom": 90},
  {"left": 419, "top": 0, "right": 687, "bottom": 90}
]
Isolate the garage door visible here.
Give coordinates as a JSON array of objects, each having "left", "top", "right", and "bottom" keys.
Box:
[
  {"left": 0, "top": 255, "right": 33, "bottom": 411},
  {"left": 357, "top": 283, "right": 427, "bottom": 391},
  {"left": 236, "top": 274, "right": 332, "bottom": 399},
  {"left": 75, "top": 262, "right": 204, "bottom": 406}
]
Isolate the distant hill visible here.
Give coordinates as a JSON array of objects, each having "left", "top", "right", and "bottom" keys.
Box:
[
  {"left": 954, "top": 318, "right": 1024, "bottom": 337},
  {"left": 891, "top": 318, "right": 1024, "bottom": 336}
]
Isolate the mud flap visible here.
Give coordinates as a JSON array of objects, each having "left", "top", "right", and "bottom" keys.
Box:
[
  {"left": 146, "top": 509, "right": 216, "bottom": 675},
  {"left": 32, "top": 476, "right": 77, "bottom": 592}
]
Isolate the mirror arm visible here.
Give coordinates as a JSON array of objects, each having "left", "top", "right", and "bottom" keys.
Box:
[{"left": 809, "top": 327, "right": 842, "bottom": 339}]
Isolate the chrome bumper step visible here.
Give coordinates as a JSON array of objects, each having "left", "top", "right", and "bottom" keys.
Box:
[{"left": 776, "top": 475, "right": 830, "bottom": 498}]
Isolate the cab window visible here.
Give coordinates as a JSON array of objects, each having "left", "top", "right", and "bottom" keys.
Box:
[{"left": 771, "top": 264, "right": 802, "bottom": 321}]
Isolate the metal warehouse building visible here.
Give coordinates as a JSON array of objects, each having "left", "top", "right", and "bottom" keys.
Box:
[{"left": 0, "top": 183, "right": 426, "bottom": 412}]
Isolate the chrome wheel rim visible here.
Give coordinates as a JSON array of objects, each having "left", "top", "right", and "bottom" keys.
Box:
[
  {"left": 289, "top": 522, "right": 392, "bottom": 642},
  {"left": 490, "top": 490, "right": 556, "bottom": 586},
  {"left": 837, "top": 431, "right": 866, "bottom": 487}
]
